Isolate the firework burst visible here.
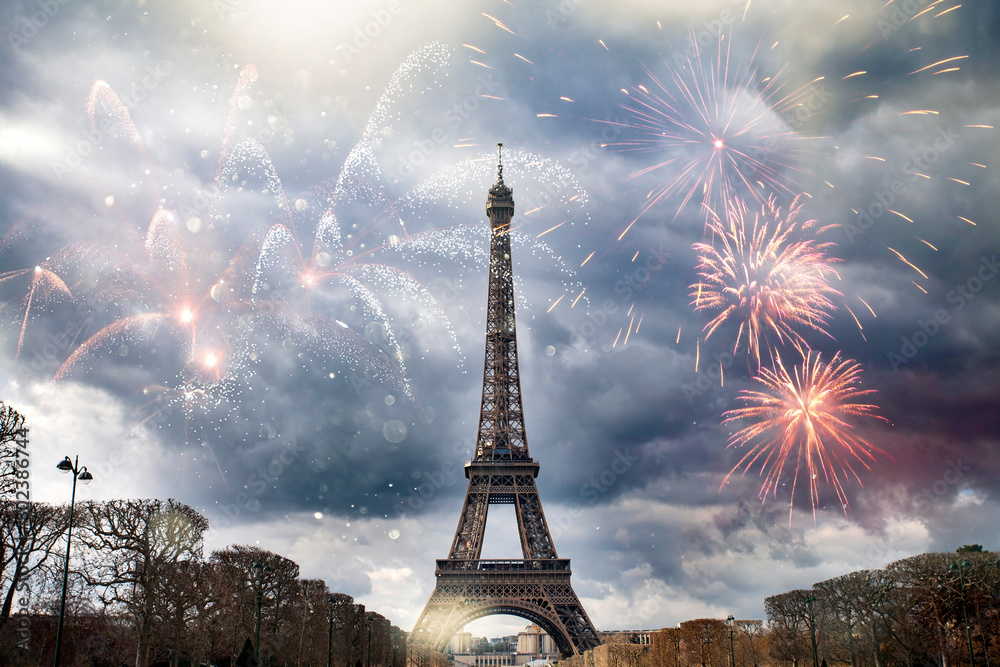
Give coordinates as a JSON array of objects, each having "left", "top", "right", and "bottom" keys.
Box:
[
  {"left": 609, "top": 27, "right": 827, "bottom": 236},
  {"left": 720, "top": 350, "right": 889, "bottom": 524},
  {"left": 691, "top": 195, "right": 841, "bottom": 367},
  {"left": 0, "top": 262, "right": 73, "bottom": 359}
]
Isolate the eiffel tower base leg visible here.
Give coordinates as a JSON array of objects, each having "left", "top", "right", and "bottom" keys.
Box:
[{"left": 408, "top": 560, "right": 599, "bottom": 657}]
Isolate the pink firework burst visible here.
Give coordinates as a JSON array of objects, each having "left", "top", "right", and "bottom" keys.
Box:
[
  {"left": 691, "top": 195, "right": 841, "bottom": 367},
  {"left": 610, "top": 28, "right": 828, "bottom": 237},
  {"left": 720, "top": 350, "right": 890, "bottom": 525}
]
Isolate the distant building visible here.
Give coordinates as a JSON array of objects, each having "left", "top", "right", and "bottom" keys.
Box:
[
  {"left": 516, "top": 625, "right": 557, "bottom": 659},
  {"left": 453, "top": 654, "right": 517, "bottom": 667},
  {"left": 450, "top": 624, "right": 558, "bottom": 666},
  {"left": 451, "top": 632, "right": 472, "bottom": 654},
  {"left": 596, "top": 630, "right": 653, "bottom": 645}
]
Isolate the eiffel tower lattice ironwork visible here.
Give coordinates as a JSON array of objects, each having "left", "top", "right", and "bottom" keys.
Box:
[{"left": 408, "top": 145, "right": 600, "bottom": 657}]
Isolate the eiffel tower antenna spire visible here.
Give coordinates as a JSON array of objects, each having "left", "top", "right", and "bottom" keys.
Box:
[
  {"left": 409, "top": 145, "right": 600, "bottom": 658},
  {"left": 497, "top": 142, "right": 504, "bottom": 183}
]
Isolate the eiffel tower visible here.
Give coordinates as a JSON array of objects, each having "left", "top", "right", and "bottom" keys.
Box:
[{"left": 408, "top": 145, "right": 600, "bottom": 657}]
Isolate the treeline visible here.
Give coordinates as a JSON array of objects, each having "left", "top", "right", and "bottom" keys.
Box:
[
  {"left": 597, "top": 548, "right": 999, "bottom": 667},
  {"left": 1, "top": 498, "right": 405, "bottom": 667},
  {"left": 764, "top": 548, "right": 999, "bottom": 667}
]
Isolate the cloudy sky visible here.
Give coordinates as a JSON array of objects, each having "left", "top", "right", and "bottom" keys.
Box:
[{"left": 1, "top": 0, "right": 999, "bottom": 641}]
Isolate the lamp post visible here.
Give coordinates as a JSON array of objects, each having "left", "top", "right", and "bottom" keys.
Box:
[
  {"left": 367, "top": 613, "right": 373, "bottom": 667},
  {"left": 253, "top": 561, "right": 271, "bottom": 666},
  {"left": 805, "top": 596, "right": 819, "bottom": 667},
  {"left": 727, "top": 615, "right": 736, "bottom": 667},
  {"left": 950, "top": 561, "right": 976, "bottom": 667},
  {"left": 53, "top": 455, "right": 93, "bottom": 667}
]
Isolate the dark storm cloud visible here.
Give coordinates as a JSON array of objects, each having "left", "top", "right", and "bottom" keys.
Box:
[{"left": 2, "top": 0, "right": 999, "bottom": 631}]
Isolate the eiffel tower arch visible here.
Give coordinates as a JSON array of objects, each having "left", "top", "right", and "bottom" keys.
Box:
[{"left": 409, "top": 146, "right": 600, "bottom": 657}]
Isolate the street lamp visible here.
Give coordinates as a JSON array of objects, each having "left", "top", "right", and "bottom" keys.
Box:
[
  {"left": 253, "top": 561, "right": 272, "bottom": 666},
  {"left": 805, "top": 597, "right": 819, "bottom": 667},
  {"left": 950, "top": 561, "right": 976, "bottom": 667},
  {"left": 53, "top": 455, "right": 93, "bottom": 667},
  {"left": 367, "top": 613, "right": 374, "bottom": 667},
  {"left": 727, "top": 615, "right": 736, "bottom": 667}
]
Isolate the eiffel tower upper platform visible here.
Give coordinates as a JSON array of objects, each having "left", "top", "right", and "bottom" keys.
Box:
[{"left": 408, "top": 146, "right": 600, "bottom": 657}]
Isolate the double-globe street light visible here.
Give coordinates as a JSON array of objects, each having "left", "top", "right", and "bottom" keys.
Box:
[{"left": 53, "top": 455, "right": 93, "bottom": 667}]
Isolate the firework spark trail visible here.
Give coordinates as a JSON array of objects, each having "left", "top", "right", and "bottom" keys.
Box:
[
  {"left": 329, "top": 42, "right": 452, "bottom": 217},
  {"left": 691, "top": 195, "right": 841, "bottom": 367},
  {"left": 216, "top": 64, "right": 259, "bottom": 180},
  {"left": 5, "top": 41, "right": 588, "bottom": 446},
  {"left": 53, "top": 312, "right": 171, "bottom": 381},
  {"left": 86, "top": 81, "right": 148, "bottom": 158},
  {"left": 607, "top": 27, "right": 828, "bottom": 237},
  {"left": 0, "top": 265, "right": 73, "bottom": 358},
  {"left": 252, "top": 222, "right": 426, "bottom": 395},
  {"left": 254, "top": 150, "right": 589, "bottom": 391},
  {"left": 219, "top": 138, "right": 293, "bottom": 223},
  {"left": 720, "top": 350, "right": 889, "bottom": 525},
  {"left": 403, "top": 151, "right": 590, "bottom": 307}
]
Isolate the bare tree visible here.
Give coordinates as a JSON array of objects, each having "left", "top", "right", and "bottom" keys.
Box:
[
  {"left": 885, "top": 553, "right": 960, "bottom": 667},
  {"left": 0, "top": 402, "right": 28, "bottom": 498},
  {"left": 815, "top": 571, "right": 879, "bottom": 667},
  {"left": 734, "top": 620, "right": 765, "bottom": 667},
  {"left": 77, "top": 498, "right": 209, "bottom": 667},
  {"left": 651, "top": 628, "right": 680, "bottom": 667},
  {"left": 209, "top": 544, "right": 301, "bottom": 663},
  {"left": 153, "top": 558, "right": 209, "bottom": 666},
  {"left": 0, "top": 501, "right": 70, "bottom": 634},
  {"left": 765, "top": 591, "right": 813, "bottom": 667},
  {"left": 679, "top": 619, "right": 727, "bottom": 667}
]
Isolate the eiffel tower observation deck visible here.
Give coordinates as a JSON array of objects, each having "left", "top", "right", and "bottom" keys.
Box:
[{"left": 408, "top": 145, "right": 600, "bottom": 657}]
